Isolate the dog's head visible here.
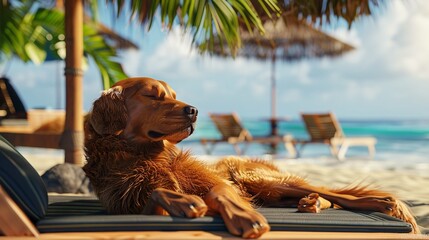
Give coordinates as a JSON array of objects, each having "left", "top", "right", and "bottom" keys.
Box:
[{"left": 86, "top": 77, "right": 198, "bottom": 144}]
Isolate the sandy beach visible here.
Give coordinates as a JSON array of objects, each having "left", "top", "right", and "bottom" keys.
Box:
[{"left": 20, "top": 148, "right": 429, "bottom": 234}]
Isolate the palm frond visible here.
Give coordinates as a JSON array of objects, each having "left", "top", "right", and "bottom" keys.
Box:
[
  {"left": 104, "top": 0, "right": 280, "bottom": 55},
  {"left": 0, "top": 2, "right": 35, "bottom": 62},
  {"left": 279, "top": 0, "right": 385, "bottom": 28},
  {"left": 83, "top": 24, "right": 128, "bottom": 89},
  {"left": 1, "top": 3, "right": 129, "bottom": 88}
]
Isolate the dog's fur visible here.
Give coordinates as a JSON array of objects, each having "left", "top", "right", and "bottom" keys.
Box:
[{"left": 83, "top": 77, "right": 419, "bottom": 238}]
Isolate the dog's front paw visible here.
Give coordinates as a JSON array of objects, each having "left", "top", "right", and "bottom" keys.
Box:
[
  {"left": 150, "top": 188, "right": 208, "bottom": 218},
  {"left": 203, "top": 184, "right": 270, "bottom": 238},
  {"left": 217, "top": 198, "right": 270, "bottom": 239},
  {"left": 234, "top": 210, "right": 270, "bottom": 239}
]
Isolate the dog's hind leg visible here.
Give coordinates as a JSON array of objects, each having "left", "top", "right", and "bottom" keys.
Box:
[
  {"left": 218, "top": 158, "right": 419, "bottom": 233},
  {"left": 247, "top": 174, "right": 418, "bottom": 233}
]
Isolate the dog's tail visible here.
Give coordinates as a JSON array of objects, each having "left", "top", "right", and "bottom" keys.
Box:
[{"left": 395, "top": 199, "right": 420, "bottom": 234}]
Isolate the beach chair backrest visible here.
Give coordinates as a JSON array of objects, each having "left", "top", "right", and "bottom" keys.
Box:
[
  {"left": 0, "top": 77, "right": 27, "bottom": 120},
  {"left": 209, "top": 113, "right": 251, "bottom": 141},
  {"left": 0, "top": 135, "right": 48, "bottom": 222},
  {"left": 301, "top": 113, "right": 344, "bottom": 141}
]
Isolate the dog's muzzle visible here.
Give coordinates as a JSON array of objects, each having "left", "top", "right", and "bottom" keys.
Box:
[{"left": 148, "top": 122, "right": 196, "bottom": 142}]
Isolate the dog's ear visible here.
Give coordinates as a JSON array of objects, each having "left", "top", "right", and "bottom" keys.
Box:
[{"left": 87, "top": 86, "right": 128, "bottom": 136}]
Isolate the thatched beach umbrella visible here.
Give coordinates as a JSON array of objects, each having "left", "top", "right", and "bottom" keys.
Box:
[{"left": 204, "top": 15, "right": 355, "bottom": 136}]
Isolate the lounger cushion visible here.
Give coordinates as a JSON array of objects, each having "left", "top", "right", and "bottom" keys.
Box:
[
  {"left": 38, "top": 209, "right": 413, "bottom": 233},
  {"left": 0, "top": 135, "right": 48, "bottom": 221},
  {"left": 37, "top": 195, "right": 413, "bottom": 233}
]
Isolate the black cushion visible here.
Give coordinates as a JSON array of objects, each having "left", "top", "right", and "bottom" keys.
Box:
[
  {"left": 0, "top": 135, "right": 48, "bottom": 221},
  {"left": 37, "top": 195, "right": 413, "bottom": 233}
]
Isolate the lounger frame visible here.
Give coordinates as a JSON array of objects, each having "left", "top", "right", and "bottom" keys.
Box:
[
  {"left": 200, "top": 113, "right": 296, "bottom": 157},
  {"left": 298, "top": 112, "right": 377, "bottom": 160}
]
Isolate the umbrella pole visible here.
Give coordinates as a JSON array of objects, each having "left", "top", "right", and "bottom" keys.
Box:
[
  {"left": 270, "top": 53, "right": 278, "bottom": 137},
  {"left": 61, "top": 0, "right": 84, "bottom": 165}
]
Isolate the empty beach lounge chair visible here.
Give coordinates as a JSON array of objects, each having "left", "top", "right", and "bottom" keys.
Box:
[
  {"left": 299, "top": 112, "right": 377, "bottom": 160},
  {"left": 0, "top": 135, "right": 419, "bottom": 239},
  {"left": 0, "top": 77, "right": 66, "bottom": 149},
  {"left": 200, "top": 113, "right": 296, "bottom": 157}
]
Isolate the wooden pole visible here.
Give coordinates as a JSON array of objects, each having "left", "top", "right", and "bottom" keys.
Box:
[
  {"left": 270, "top": 52, "right": 278, "bottom": 137},
  {"left": 271, "top": 52, "right": 276, "bottom": 120},
  {"left": 269, "top": 52, "right": 278, "bottom": 153},
  {"left": 61, "top": 0, "right": 84, "bottom": 165}
]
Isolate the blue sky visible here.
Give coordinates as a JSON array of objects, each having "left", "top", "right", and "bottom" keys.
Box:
[{"left": 2, "top": 0, "right": 429, "bottom": 120}]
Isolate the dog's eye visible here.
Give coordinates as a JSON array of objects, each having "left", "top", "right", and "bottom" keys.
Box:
[
  {"left": 142, "top": 93, "right": 165, "bottom": 100},
  {"left": 142, "top": 95, "right": 156, "bottom": 99}
]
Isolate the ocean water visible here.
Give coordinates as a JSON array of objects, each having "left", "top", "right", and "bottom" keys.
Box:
[
  {"left": 178, "top": 118, "right": 429, "bottom": 162},
  {"left": 16, "top": 118, "right": 429, "bottom": 169}
]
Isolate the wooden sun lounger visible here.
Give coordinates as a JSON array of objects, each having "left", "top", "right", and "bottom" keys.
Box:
[
  {"left": 0, "top": 135, "right": 425, "bottom": 239},
  {"left": 298, "top": 112, "right": 377, "bottom": 160},
  {"left": 0, "top": 187, "right": 423, "bottom": 240},
  {"left": 200, "top": 113, "right": 297, "bottom": 157}
]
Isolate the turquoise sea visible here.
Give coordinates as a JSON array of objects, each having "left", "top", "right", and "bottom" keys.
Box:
[{"left": 178, "top": 118, "right": 429, "bottom": 162}]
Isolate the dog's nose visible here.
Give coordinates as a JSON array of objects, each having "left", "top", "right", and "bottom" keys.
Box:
[{"left": 184, "top": 106, "right": 198, "bottom": 118}]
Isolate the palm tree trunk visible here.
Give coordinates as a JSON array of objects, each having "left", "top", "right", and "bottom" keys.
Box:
[{"left": 61, "top": 0, "right": 84, "bottom": 165}]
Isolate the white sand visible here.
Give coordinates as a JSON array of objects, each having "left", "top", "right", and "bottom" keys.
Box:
[{"left": 21, "top": 148, "right": 429, "bottom": 234}]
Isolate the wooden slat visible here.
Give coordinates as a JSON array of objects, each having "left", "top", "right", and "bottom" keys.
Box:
[
  {"left": 300, "top": 112, "right": 376, "bottom": 160},
  {"left": 0, "top": 132, "right": 62, "bottom": 149},
  {"left": 301, "top": 113, "right": 339, "bottom": 141},
  {"left": 0, "top": 109, "right": 65, "bottom": 149},
  {"left": 0, "top": 186, "right": 39, "bottom": 237},
  {"left": 0, "top": 231, "right": 425, "bottom": 240},
  {"left": 204, "top": 113, "right": 297, "bottom": 156},
  {"left": 210, "top": 113, "right": 246, "bottom": 139}
]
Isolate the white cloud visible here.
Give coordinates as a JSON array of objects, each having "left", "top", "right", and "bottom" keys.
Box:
[
  {"left": 389, "top": 7, "right": 429, "bottom": 80},
  {"left": 338, "top": 0, "right": 429, "bottom": 83},
  {"left": 286, "top": 62, "right": 312, "bottom": 85},
  {"left": 120, "top": 49, "right": 142, "bottom": 76},
  {"left": 143, "top": 28, "right": 198, "bottom": 76},
  {"left": 202, "top": 80, "right": 218, "bottom": 93},
  {"left": 328, "top": 27, "right": 361, "bottom": 48},
  {"left": 344, "top": 81, "right": 380, "bottom": 101},
  {"left": 279, "top": 88, "right": 302, "bottom": 104}
]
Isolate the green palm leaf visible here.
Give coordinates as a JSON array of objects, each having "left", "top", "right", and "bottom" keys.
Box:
[
  {"left": 0, "top": 2, "right": 35, "bottom": 62},
  {"left": 104, "top": 0, "right": 279, "bottom": 55},
  {"left": 83, "top": 23, "right": 128, "bottom": 88},
  {"left": 1, "top": 3, "right": 128, "bottom": 89}
]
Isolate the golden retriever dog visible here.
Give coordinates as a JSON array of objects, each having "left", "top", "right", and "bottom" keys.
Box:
[{"left": 83, "top": 77, "right": 419, "bottom": 238}]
